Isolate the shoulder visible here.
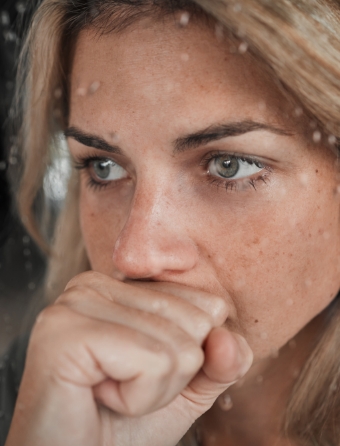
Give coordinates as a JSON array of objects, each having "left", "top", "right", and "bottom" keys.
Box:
[{"left": 0, "top": 334, "right": 30, "bottom": 446}]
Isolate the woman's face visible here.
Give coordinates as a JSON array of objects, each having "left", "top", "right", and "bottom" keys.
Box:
[{"left": 67, "top": 17, "right": 340, "bottom": 360}]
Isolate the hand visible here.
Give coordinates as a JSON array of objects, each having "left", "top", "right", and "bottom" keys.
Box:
[{"left": 5, "top": 272, "right": 253, "bottom": 446}]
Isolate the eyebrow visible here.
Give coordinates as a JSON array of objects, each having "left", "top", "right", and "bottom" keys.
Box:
[
  {"left": 65, "top": 120, "right": 292, "bottom": 155},
  {"left": 174, "top": 120, "right": 293, "bottom": 153},
  {"left": 64, "top": 127, "right": 122, "bottom": 154}
]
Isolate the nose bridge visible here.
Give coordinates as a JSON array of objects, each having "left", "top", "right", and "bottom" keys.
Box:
[
  {"left": 112, "top": 177, "right": 198, "bottom": 279},
  {"left": 125, "top": 175, "right": 173, "bottom": 234}
]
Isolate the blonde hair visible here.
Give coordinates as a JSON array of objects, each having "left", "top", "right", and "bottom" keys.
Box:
[{"left": 14, "top": 0, "right": 340, "bottom": 444}]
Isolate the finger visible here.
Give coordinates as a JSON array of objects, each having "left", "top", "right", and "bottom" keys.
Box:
[
  {"left": 64, "top": 273, "right": 222, "bottom": 343},
  {"left": 127, "top": 280, "right": 229, "bottom": 326},
  {"left": 57, "top": 285, "right": 211, "bottom": 346},
  {"left": 30, "top": 305, "right": 204, "bottom": 416},
  {"left": 180, "top": 328, "right": 253, "bottom": 418}
]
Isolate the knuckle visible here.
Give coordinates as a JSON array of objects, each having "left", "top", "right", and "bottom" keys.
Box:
[
  {"left": 210, "top": 296, "right": 229, "bottom": 324},
  {"left": 64, "top": 270, "right": 102, "bottom": 291},
  {"left": 178, "top": 341, "right": 204, "bottom": 376},
  {"left": 55, "top": 285, "right": 97, "bottom": 307},
  {"left": 153, "top": 346, "right": 177, "bottom": 378},
  {"left": 194, "top": 312, "right": 213, "bottom": 338}
]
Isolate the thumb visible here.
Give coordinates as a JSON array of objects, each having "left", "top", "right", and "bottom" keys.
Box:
[{"left": 182, "top": 327, "right": 253, "bottom": 417}]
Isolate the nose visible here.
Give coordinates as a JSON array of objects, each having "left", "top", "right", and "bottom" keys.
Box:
[{"left": 112, "top": 186, "right": 198, "bottom": 280}]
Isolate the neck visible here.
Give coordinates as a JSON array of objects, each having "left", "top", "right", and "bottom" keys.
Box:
[{"left": 198, "top": 312, "right": 327, "bottom": 446}]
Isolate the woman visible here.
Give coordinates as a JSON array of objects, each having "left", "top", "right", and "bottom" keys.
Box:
[{"left": 3, "top": 0, "right": 340, "bottom": 445}]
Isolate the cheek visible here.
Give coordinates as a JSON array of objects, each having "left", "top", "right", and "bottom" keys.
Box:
[{"left": 209, "top": 188, "right": 340, "bottom": 358}]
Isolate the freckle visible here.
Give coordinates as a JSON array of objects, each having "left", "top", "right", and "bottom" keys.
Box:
[
  {"left": 255, "top": 319, "right": 259, "bottom": 323},
  {"left": 315, "top": 169, "right": 319, "bottom": 173}
]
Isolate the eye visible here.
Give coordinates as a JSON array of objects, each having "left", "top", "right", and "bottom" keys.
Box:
[
  {"left": 91, "top": 159, "right": 127, "bottom": 181},
  {"left": 208, "top": 154, "right": 264, "bottom": 180}
]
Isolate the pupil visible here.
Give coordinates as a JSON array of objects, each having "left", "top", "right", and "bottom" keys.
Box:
[
  {"left": 94, "top": 160, "right": 111, "bottom": 179},
  {"left": 218, "top": 156, "right": 239, "bottom": 178}
]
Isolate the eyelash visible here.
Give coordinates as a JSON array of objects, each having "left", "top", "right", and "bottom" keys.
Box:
[
  {"left": 201, "top": 151, "right": 271, "bottom": 192},
  {"left": 73, "top": 152, "right": 272, "bottom": 193},
  {"left": 73, "top": 156, "right": 115, "bottom": 191}
]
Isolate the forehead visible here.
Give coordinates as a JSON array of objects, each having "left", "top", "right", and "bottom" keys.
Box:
[{"left": 69, "top": 18, "right": 294, "bottom": 132}]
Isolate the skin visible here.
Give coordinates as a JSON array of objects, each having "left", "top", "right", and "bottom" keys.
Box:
[{"left": 6, "top": 15, "right": 340, "bottom": 446}]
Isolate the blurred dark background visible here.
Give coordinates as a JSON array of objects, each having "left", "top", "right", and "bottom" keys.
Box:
[{"left": 0, "top": 0, "right": 46, "bottom": 355}]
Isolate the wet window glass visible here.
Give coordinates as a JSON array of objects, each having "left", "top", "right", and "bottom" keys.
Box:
[{"left": 1, "top": 1, "right": 340, "bottom": 446}]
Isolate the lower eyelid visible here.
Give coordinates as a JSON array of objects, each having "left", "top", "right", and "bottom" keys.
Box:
[{"left": 207, "top": 169, "right": 271, "bottom": 192}]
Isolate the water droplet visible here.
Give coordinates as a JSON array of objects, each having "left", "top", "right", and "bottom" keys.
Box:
[
  {"left": 76, "top": 87, "right": 87, "bottom": 96},
  {"left": 215, "top": 23, "right": 224, "bottom": 41},
  {"left": 15, "top": 2, "right": 26, "bottom": 13},
  {"left": 180, "top": 53, "right": 189, "bottom": 62},
  {"left": 0, "top": 161, "right": 6, "bottom": 170},
  {"left": 258, "top": 100, "right": 266, "bottom": 111},
  {"left": 238, "top": 41, "right": 248, "bottom": 54},
  {"left": 54, "top": 87, "right": 62, "bottom": 99},
  {"left": 0, "top": 11, "right": 10, "bottom": 26},
  {"left": 28, "top": 282, "right": 36, "bottom": 290},
  {"left": 218, "top": 393, "right": 233, "bottom": 410},
  {"left": 286, "top": 298, "right": 294, "bottom": 306},
  {"left": 9, "top": 156, "right": 17, "bottom": 165},
  {"left": 25, "top": 261, "right": 32, "bottom": 270},
  {"left": 292, "top": 368, "right": 300, "bottom": 378},
  {"left": 288, "top": 339, "right": 297, "bottom": 349},
  {"left": 179, "top": 11, "right": 190, "bottom": 26},
  {"left": 309, "top": 120, "right": 317, "bottom": 129},
  {"left": 260, "top": 332, "right": 268, "bottom": 340},
  {"left": 152, "top": 300, "right": 161, "bottom": 310},
  {"left": 236, "top": 26, "right": 246, "bottom": 38},
  {"left": 233, "top": 3, "right": 242, "bottom": 13},
  {"left": 23, "top": 248, "right": 31, "bottom": 256},
  {"left": 3, "top": 30, "right": 17, "bottom": 41},
  {"left": 312, "top": 131, "right": 322, "bottom": 143},
  {"left": 256, "top": 375, "right": 263, "bottom": 384},
  {"left": 298, "top": 173, "right": 308, "bottom": 186},
  {"left": 10, "top": 145, "right": 18, "bottom": 156},
  {"left": 195, "top": 426, "right": 203, "bottom": 445},
  {"left": 235, "top": 277, "right": 246, "bottom": 288},
  {"left": 270, "top": 348, "right": 279, "bottom": 358},
  {"left": 89, "top": 81, "right": 100, "bottom": 94},
  {"left": 90, "top": 5, "right": 99, "bottom": 18},
  {"left": 305, "top": 278, "right": 312, "bottom": 287},
  {"left": 53, "top": 108, "right": 62, "bottom": 118},
  {"left": 22, "top": 235, "right": 30, "bottom": 244},
  {"left": 335, "top": 184, "right": 340, "bottom": 195},
  {"left": 109, "top": 133, "right": 119, "bottom": 143},
  {"left": 323, "top": 231, "right": 330, "bottom": 240},
  {"left": 330, "top": 382, "right": 337, "bottom": 393},
  {"left": 6, "top": 81, "right": 13, "bottom": 90},
  {"left": 328, "top": 135, "right": 337, "bottom": 145},
  {"left": 293, "top": 107, "right": 303, "bottom": 117}
]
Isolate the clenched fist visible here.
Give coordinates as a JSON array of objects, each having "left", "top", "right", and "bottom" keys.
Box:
[{"left": 5, "top": 272, "right": 253, "bottom": 446}]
